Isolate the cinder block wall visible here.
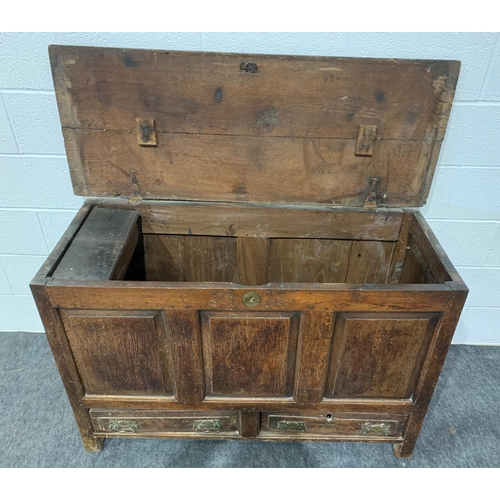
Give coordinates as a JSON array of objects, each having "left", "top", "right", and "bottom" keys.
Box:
[{"left": 1, "top": 33, "right": 499, "bottom": 343}]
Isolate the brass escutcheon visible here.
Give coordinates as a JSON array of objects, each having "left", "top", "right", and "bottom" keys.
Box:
[
  {"left": 361, "top": 422, "right": 392, "bottom": 436},
  {"left": 277, "top": 421, "right": 306, "bottom": 432},
  {"left": 194, "top": 419, "right": 222, "bottom": 433},
  {"left": 242, "top": 291, "right": 261, "bottom": 308},
  {"left": 109, "top": 420, "right": 139, "bottom": 433}
]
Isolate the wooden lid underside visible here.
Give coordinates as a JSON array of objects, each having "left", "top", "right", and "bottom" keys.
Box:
[{"left": 50, "top": 45, "right": 459, "bottom": 207}]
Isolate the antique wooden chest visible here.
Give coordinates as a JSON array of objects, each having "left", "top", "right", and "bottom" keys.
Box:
[{"left": 31, "top": 45, "right": 468, "bottom": 458}]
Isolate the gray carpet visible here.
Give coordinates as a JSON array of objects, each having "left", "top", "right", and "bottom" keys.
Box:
[{"left": 1, "top": 332, "right": 499, "bottom": 467}]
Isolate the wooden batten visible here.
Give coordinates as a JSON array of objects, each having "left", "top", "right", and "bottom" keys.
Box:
[{"left": 50, "top": 45, "right": 459, "bottom": 208}]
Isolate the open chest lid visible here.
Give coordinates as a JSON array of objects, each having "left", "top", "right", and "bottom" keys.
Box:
[{"left": 49, "top": 45, "right": 459, "bottom": 208}]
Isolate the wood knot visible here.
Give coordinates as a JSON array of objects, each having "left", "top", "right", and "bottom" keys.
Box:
[{"left": 240, "top": 62, "right": 258, "bottom": 73}]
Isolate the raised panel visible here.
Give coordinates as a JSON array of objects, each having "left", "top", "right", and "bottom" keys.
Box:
[
  {"left": 201, "top": 312, "right": 299, "bottom": 398},
  {"left": 60, "top": 310, "right": 172, "bottom": 396},
  {"left": 325, "top": 312, "right": 439, "bottom": 399}
]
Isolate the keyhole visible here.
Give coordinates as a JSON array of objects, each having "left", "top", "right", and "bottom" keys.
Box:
[{"left": 357, "top": 254, "right": 362, "bottom": 258}]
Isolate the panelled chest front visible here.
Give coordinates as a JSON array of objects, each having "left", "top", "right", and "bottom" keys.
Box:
[{"left": 31, "top": 45, "right": 467, "bottom": 458}]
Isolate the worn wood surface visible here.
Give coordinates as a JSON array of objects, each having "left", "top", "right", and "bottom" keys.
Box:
[
  {"left": 50, "top": 45, "right": 459, "bottom": 206},
  {"left": 269, "top": 239, "right": 351, "bottom": 283},
  {"left": 143, "top": 234, "right": 238, "bottom": 282},
  {"left": 52, "top": 207, "right": 138, "bottom": 280},
  {"left": 239, "top": 410, "right": 261, "bottom": 438},
  {"left": 387, "top": 211, "right": 413, "bottom": 283},
  {"left": 96, "top": 200, "right": 403, "bottom": 241},
  {"left": 30, "top": 284, "right": 103, "bottom": 452},
  {"left": 46, "top": 283, "right": 454, "bottom": 312},
  {"left": 164, "top": 310, "right": 205, "bottom": 403},
  {"left": 82, "top": 395, "right": 413, "bottom": 413},
  {"left": 324, "top": 312, "right": 439, "bottom": 399},
  {"left": 261, "top": 411, "right": 407, "bottom": 438},
  {"left": 201, "top": 312, "right": 299, "bottom": 398},
  {"left": 237, "top": 237, "right": 269, "bottom": 285},
  {"left": 90, "top": 409, "right": 239, "bottom": 436},
  {"left": 345, "top": 241, "right": 395, "bottom": 284},
  {"left": 60, "top": 310, "right": 172, "bottom": 396}
]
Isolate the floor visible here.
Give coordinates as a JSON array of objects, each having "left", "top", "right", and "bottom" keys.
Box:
[{"left": 1, "top": 332, "right": 499, "bottom": 467}]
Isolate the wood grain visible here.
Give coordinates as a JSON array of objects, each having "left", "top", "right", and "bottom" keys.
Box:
[
  {"left": 269, "top": 239, "right": 351, "bottom": 283},
  {"left": 201, "top": 312, "right": 299, "bottom": 398},
  {"left": 96, "top": 200, "right": 404, "bottom": 241},
  {"left": 345, "top": 241, "right": 395, "bottom": 284},
  {"left": 325, "top": 312, "right": 439, "bottom": 399},
  {"left": 50, "top": 46, "right": 458, "bottom": 141},
  {"left": 164, "top": 310, "right": 205, "bottom": 403},
  {"left": 60, "top": 310, "right": 172, "bottom": 396},
  {"left": 237, "top": 237, "right": 269, "bottom": 285},
  {"left": 50, "top": 45, "right": 459, "bottom": 206},
  {"left": 63, "top": 128, "right": 434, "bottom": 206},
  {"left": 52, "top": 207, "right": 138, "bottom": 280},
  {"left": 143, "top": 235, "right": 238, "bottom": 282}
]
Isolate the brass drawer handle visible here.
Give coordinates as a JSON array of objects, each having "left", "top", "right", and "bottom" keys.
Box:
[
  {"left": 361, "top": 422, "right": 391, "bottom": 436},
  {"left": 194, "top": 419, "right": 222, "bottom": 433},
  {"left": 109, "top": 420, "right": 139, "bottom": 433},
  {"left": 277, "top": 420, "right": 306, "bottom": 432}
]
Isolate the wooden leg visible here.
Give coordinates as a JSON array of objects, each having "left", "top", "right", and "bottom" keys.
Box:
[
  {"left": 82, "top": 436, "right": 105, "bottom": 453},
  {"left": 393, "top": 442, "right": 415, "bottom": 459}
]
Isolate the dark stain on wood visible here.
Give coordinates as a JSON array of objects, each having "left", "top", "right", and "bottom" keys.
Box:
[
  {"left": 255, "top": 106, "right": 279, "bottom": 133},
  {"left": 123, "top": 55, "right": 139, "bottom": 68},
  {"left": 375, "top": 91, "right": 385, "bottom": 104}
]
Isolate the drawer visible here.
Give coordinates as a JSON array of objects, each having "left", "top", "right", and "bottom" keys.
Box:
[
  {"left": 90, "top": 409, "right": 239, "bottom": 437},
  {"left": 261, "top": 411, "right": 407, "bottom": 439}
]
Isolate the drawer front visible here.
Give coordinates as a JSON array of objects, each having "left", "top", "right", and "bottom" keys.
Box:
[
  {"left": 90, "top": 409, "right": 239, "bottom": 437},
  {"left": 261, "top": 411, "right": 407, "bottom": 439}
]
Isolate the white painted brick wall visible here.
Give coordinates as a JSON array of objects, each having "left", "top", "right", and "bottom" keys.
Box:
[{"left": 0, "top": 32, "right": 499, "bottom": 344}]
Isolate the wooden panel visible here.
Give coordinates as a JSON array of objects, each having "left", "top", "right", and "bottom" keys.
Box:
[
  {"left": 237, "top": 237, "right": 269, "bottom": 285},
  {"left": 105, "top": 201, "right": 403, "bottom": 241},
  {"left": 51, "top": 46, "right": 457, "bottom": 141},
  {"left": 294, "top": 311, "right": 335, "bottom": 404},
  {"left": 90, "top": 409, "right": 239, "bottom": 437},
  {"left": 52, "top": 207, "right": 138, "bottom": 280},
  {"left": 60, "top": 310, "right": 172, "bottom": 396},
  {"left": 51, "top": 46, "right": 459, "bottom": 206},
  {"left": 239, "top": 410, "right": 261, "bottom": 438},
  {"left": 387, "top": 211, "right": 413, "bottom": 284},
  {"left": 30, "top": 282, "right": 103, "bottom": 452},
  {"left": 201, "top": 312, "right": 299, "bottom": 398},
  {"left": 47, "top": 283, "right": 453, "bottom": 313},
  {"left": 269, "top": 239, "right": 351, "bottom": 283},
  {"left": 345, "top": 241, "right": 395, "bottom": 284},
  {"left": 325, "top": 312, "right": 439, "bottom": 399},
  {"left": 399, "top": 236, "right": 437, "bottom": 285},
  {"left": 64, "top": 128, "right": 434, "bottom": 207},
  {"left": 410, "top": 214, "right": 452, "bottom": 283},
  {"left": 165, "top": 310, "right": 205, "bottom": 403},
  {"left": 261, "top": 411, "right": 407, "bottom": 439},
  {"left": 144, "top": 235, "right": 238, "bottom": 282}
]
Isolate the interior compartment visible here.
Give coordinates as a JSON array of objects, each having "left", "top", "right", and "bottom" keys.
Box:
[{"left": 51, "top": 205, "right": 452, "bottom": 286}]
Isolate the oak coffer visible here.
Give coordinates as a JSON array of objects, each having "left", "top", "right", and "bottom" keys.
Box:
[{"left": 31, "top": 45, "right": 468, "bottom": 459}]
